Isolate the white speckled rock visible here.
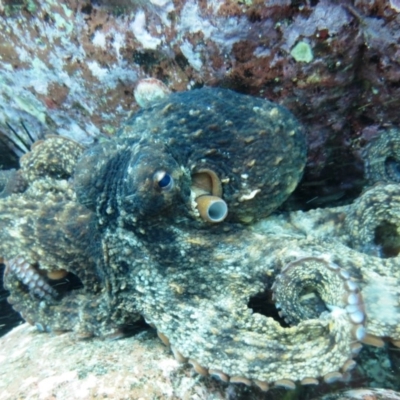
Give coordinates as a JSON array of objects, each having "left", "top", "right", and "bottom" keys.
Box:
[
  {"left": 1, "top": 325, "right": 399, "bottom": 399},
  {"left": 0, "top": 324, "right": 258, "bottom": 400}
]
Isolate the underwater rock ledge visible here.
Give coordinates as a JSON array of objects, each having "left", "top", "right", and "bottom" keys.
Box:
[
  {"left": 0, "top": 323, "right": 227, "bottom": 400},
  {"left": 1, "top": 324, "right": 400, "bottom": 400}
]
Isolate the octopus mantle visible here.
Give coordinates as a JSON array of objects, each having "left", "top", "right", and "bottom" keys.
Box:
[{"left": 1, "top": 88, "right": 399, "bottom": 391}]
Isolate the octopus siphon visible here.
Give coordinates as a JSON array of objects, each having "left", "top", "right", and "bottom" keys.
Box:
[{"left": 1, "top": 88, "right": 400, "bottom": 391}]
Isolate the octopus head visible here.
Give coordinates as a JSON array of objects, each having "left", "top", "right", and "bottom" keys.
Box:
[
  {"left": 119, "top": 142, "right": 191, "bottom": 221},
  {"left": 74, "top": 138, "right": 192, "bottom": 226}
]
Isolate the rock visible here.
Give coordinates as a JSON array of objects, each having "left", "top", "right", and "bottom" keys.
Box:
[
  {"left": 0, "top": 1, "right": 399, "bottom": 207},
  {"left": 0, "top": 324, "right": 233, "bottom": 400},
  {"left": 1, "top": 324, "right": 400, "bottom": 400}
]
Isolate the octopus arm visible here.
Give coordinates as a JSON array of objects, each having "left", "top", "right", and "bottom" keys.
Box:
[{"left": 118, "top": 230, "right": 365, "bottom": 386}]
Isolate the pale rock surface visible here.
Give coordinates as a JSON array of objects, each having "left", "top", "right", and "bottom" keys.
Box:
[
  {"left": 1, "top": 324, "right": 400, "bottom": 400},
  {"left": 0, "top": 323, "right": 261, "bottom": 400}
]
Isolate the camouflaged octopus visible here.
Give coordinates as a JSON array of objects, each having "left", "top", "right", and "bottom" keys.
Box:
[{"left": 1, "top": 88, "right": 400, "bottom": 391}]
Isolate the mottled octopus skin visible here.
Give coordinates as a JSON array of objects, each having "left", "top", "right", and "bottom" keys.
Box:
[
  {"left": 363, "top": 128, "right": 400, "bottom": 185},
  {"left": 0, "top": 169, "right": 26, "bottom": 198},
  {"left": 0, "top": 135, "right": 140, "bottom": 336},
  {"left": 1, "top": 89, "right": 399, "bottom": 388},
  {"left": 74, "top": 88, "right": 307, "bottom": 224},
  {"left": 256, "top": 183, "right": 400, "bottom": 343},
  {"left": 20, "top": 134, "right": 85, "bottom": 184}
]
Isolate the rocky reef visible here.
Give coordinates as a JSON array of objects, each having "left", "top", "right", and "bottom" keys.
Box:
[
  {"left": 1, "top": 323, "right": 400, "bottom": 400},
  {"left": 0, "top": 0, "right": 399, "bottom": 206}
]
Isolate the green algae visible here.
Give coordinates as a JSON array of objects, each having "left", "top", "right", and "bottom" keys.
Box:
[{"left": 290, "top": 41, "right": 313, "bottom": 63}]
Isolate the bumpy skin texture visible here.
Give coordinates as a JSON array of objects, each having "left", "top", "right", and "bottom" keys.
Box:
[
  {"left": 1, "top": 89, "right": 399, "bottom": 388},
  {"left": 19, "top": 135, "right": 85, "bottom": 184},
  {"left": 75, "top": 88, "right": 306, "bottom": 223},
  {"left": 0, "top": 134, "right": 142, "bottom": 336},
  {"left": 0, "top": 169, "right": 26, "bottom": 198},
  {"left": 362, "top": 128, "right": 400, "bottom": 185},
  {"left": 255, "top": 183, "right": 400, "bottom": 343}
]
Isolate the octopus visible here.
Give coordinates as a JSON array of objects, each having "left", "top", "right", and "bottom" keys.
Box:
[
  {"left": 0, "top": 88, "right": 399, "bottom": 391},
  {"left": 363, "top": 127, "right": 400, "bottom": 185}
]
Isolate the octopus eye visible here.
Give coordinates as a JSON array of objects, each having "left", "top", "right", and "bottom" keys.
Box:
[{"left": 154, "top": 171, "right": 174, "bottom": 191}]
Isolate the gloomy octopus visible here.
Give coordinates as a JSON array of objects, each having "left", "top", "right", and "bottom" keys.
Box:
[{"left": 1, "top": 88, "right": 400, "bottom": 391}]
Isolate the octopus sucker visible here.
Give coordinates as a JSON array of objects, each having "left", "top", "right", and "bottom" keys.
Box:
[
  {"left": 351, "top": 325, "right": 367, "bottom": 342},
  {"left": 341, "top": 359, "right": 357, "bottom": 373},
  {"left": 272, "top": 256, "right": 365, "bottom": 329},
  {"left": 171, "top": 346, "right": 188, "bottom": 363},
  {"left": 323, "top": 371, "right": 343, "bottom": 384},
  {"left": 188, "top": 359, "right": 209, "bottom": 376},
  {"left": 300, "top": 377, "right": 319, "bottom": 386},
  {"left": 4, "top": 257, "right": 58, "bottom": 300},
  {"left": 46, "top": 269, "right": 68, "bottom": 280},
  {"left": 229, "top": 376, "right": 252, "bottom": 386},
  {"left": 1, "top": 88, "right": 400, "bottom": 388},
  {"left": 274, "top": 379, "right": 296, "bottom": 390},
  {"left": 253, "top": 379, "right": 269, "bottom": 392},
  {"left": 157, "top": 330, "right": 170, "bottom": 346},
  {"left": 361, "top": 334, "right": 385, "bottom": 347},
  {"left": 209, "top": 370, "right": 230, "bottom": 384},
  {"left": 350, "top": 343, "right": 363, "bottom": 356}
]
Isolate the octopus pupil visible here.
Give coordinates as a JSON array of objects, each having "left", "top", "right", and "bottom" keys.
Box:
[{"left": 158, "top": 173, "right": 172, "bottom": 189}]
